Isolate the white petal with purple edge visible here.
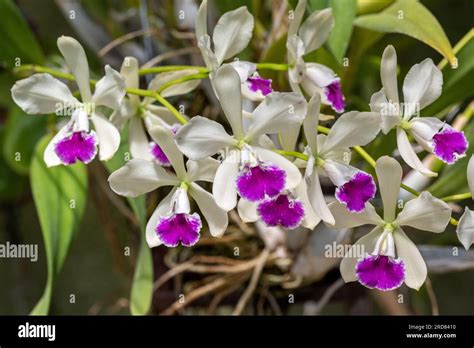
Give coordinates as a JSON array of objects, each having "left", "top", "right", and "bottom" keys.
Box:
[
  {"left": 253, "top": 147, "right": 302, "bottom": 189},
  {"left": 395, "top": 191, "right": 451, "bottom": 232},
  {"left": 339, "top": 227, "right": 383, "bottom": 283},
  {"left": 393, "top": 228, "right": 427, "bottom": 290},
  {"left": 44, "top": 123, "right": 72, "bottom": 167},
  {"left": 146, "top": 189, "right": 176, "bottom": 248},
  {"left": 189, "top": 183, "right": 228, "bottom": 237}
]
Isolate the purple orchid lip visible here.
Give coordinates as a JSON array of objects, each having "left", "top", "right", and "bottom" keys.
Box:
[
  {"left": 150, "top": 142, "right": 171, "bottom": 166},
  {"left": 356, "top": 254, "right": 405, "bottom": 291},
  {"left": 335, "top": 172, "right": 376, "bottom": 213},
  {"left": 325, "top": 80, "right": 345, "bottom": 113},
  {"left": 236, "top": 163, "right": 286, "bottom": 202},
  {"left": 54, "top": 131, "right": 98, "bottom": 165},
  {"left": 432, "top": 127, "right": 468, "bottom": 165},
  {"left": 247, "top": 75, "right": 273, "bottom": 96},
  {"left": 257, "top": 193, "right": 305, "bottom": 229},
  {"left": 156, "top": 212, "right": 202, "bottom": 247}
]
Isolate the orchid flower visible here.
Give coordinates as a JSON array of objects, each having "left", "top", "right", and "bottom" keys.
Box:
[
  {"left": 108, "top": 124, "right": 227, "bottom": 248},
  {"left": 195, "top": 0, "right": 273, "bottom": 101},
  {"left": 456, "top": 155, "right": 474, "bottom": 250},
  {"left": 300, "top": 94, "right": 381, "bottom": 224},
  {"left": 11, "top": 36, "right": 125, "bottom": 167},
  {"left": 328, "top": 156, "right": 452, "bottom": 291},
  {"left": 370, "top": 45, "right": 468, "bottom": 177},
  {"left": 175, "top": 64, "right": 312, "bottom": 229},
  {"left": 110, "top": 57, "right": 200, "bottom": 164},
  {"left": 286, "top": 0, "right": 344, "bottom": 113}
]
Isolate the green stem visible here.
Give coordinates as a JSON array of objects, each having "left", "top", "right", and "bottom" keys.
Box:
[
  {"left": 274, "top": 149, "right": 309, "bottom": 161},
  {"left": 139, "top": 65, "right": 208, "bottom": 75},
  {"left": 157, "top": 72, "right": 209, "bottom": 94},
  {"left": 256, "top": 63, "right": 290, "bottom": 71},
  {"left": 14, "top": 64, "right": 97, "bottom": 84},
  {"left": 353, "top": 146, "right": 377, "bottom": 169},
  {"left": 441, "top": 192, "right": 472, "bottom": 202},
  {"left": 153, "top": 93, "right": 188, "bottom": 125},
  {"left": 438, "top": 28, "right": 474, "bottom": 70}
]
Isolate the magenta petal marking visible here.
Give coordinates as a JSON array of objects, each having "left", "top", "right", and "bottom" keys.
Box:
[
  {"left": 257, "top": 194, "right": 304, "bottom": 229},
  {"left": 236, "top": 164, "right": 286, "bottom": 201},
  {"left": 247, "top": 76, "right": 273, "bottom": 96},
  {"left": 156, "top": 213, "right": 202, "bottom": 247},
  {"left": 325, "top": 80, "right": 345, "bottom": 113},
  {"left": 151, "top": 142, "right": 171, "bottom": 166},
  {"left": 335, "top": 172, "right": 376, "bottom": 213},
  {"left": 356, "top": 254, "right": 405, "bottom": 291},
  {"left": 432, "top": 127, "right": 468, "bottom": 164},
  {"left": 54, "top": 131, "right": 98, "bottom": 165}
]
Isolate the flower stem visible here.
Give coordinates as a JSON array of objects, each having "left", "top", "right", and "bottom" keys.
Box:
[
  {"left": 273, "top": 149, "right": 309, "bottom": 161},
  {"left": 441, "top": 192, "right": 472, "bottom": 202},
  {"left": 256, "top": 63, "right": 289, "bottom": 71},
  {"left": 139, "top": 65, "right": 208, "bottom": 75},
  {"left": 157, "top": 72, "right": 209, "bottom": 94}
]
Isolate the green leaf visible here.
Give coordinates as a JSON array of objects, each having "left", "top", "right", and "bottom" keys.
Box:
[
  {"left": 423, "top": 34, "right": 474, "bottom": 117},
  {"left": 3, "top": 107, "right": 46, "bottom": 175},
  {"left": 0, "top": 0, "right": 44, "bottom": 66},
  {"left": 327, "top": 0, "right": 357, "bottom": 62},
  {"left": 0, "top": 126, "right": 27, "bottom": 201},
  {"left": 104, "top": 130, "right": 153, "bottom": 315},
  {"left": 354, "top": 0, "right": 456, "bottom": 67},
  {"left": 310, "top": 0, "right": 357, "bottom": 62},
  {"left": 30, "top": 135, "right": 88, "bottom": 314}
]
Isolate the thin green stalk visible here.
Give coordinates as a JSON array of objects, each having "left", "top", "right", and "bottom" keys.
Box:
[
  {"left": 139, "top": 65, "right": 208, "bottom": 75},
  {"left": 153, "top": 93, "right": 188, "bottom": 125},
  {"left": 441, "top": 192, "right": 472, "bottom": 202},
  {"left": 256, "top": 63, "right": 289, "bottom": 71},
  {"left": 14, "top": 64, "right": 97, "bottom": 84},
  {"left": 274, "top": 149, "right": 309, "bottom": 161},
  {"left": 157, "top": 72, "right": 209, "bottom": 94}
]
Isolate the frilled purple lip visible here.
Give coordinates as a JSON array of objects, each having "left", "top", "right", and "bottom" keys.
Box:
[
  {"left": 325, "top": 80, "right": 345, "bottom": 113},
  {"left": 335, "top": 172, "right": 376, "bottom": 213},
  {"left": 257, "top": 194, "right": 304, "bottom": 229},
  {"left": 432, "top": 127, "right": 468, "bottom": 165},
  {"left": 236, "top": 164, "right": 286, "bottom": 202},
  {"left": 54, "top": 131, "right": 98, "bottom": 165},
  {"left": 150, "top": 142, "right": 171, "bottom": 166},
  {"left": 156, "top": 213, "right": 202, "bottom": 247},
  {"left": 247, "top": 75, "right": 273, "bottom": 96},
  {"left": 356, "top": 254, "right": 405, "bottom": 291}
]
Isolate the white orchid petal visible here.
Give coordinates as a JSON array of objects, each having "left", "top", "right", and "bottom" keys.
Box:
[
  {"left": 195, "top": 0, "right": 208, "bottom": 41},
  {"left": 91, "top": 112, "right": 120, "bottom": 161},
  {"left": 237, "top": 198, "right": 259, "bottom": 223},
  {"left": 295, "top": 180, "right": 321, "bottom": 229},
  {"left": 174, "top": 116, "right": 237, "bottom": 160},
  {"left": 369, "top": 89, "right": 401, "bottom": 134},
  {"left": 340, "top": 227, "right": 383, "bottom": 283},
  {"left": 247, "top": 92, "right": 307, "bottom": 140},
  {"left": 129, "top": 117, "right": 152, "bottom": 160},
  {"left": 146, "top": 69, "right": 201, "bottom": 99},
  {"left": 393, "top": 228, "right": 427, "bottom": 290},
  {"left": 304, "top": 62, "right": 337, "bottom": 88},
  {"left": 468, "top": 155, "right": 474, "bottom": 196},
  {"left": 322, "top": 159, "right": 358, "bottom": 187},
  {"left": 149, "top": 124, "right": 187, "bottom": 180},
  {"left": 288, "top": 0, "right": 306, "bottom": 37},
  {"left": 108, "top": 159, "right": 179, "bottom": 197},
  {"left": 198, "top": 35, "right": 219, "bottom": 71},
  {"left": 320, "top": 111, "right": 381, "bottom": 154},
  {"left": 409, "top": 117, "right": 444, "bottom": 143},
  {"left": 394, "top": 191, "right": 451, "bottom": 232},
  {"left": 299, "top": 8, "right": 334, "bottom": 54},
  {"left": 189, "top": 183, "right": 228, "bottom": 237},
  {"left": 120, "top": 56, "right": 140, "bottom": 105},
  {"left": 403, "top": 58, "right": 443, "bottom": 119},
  {"left": 213, "top": 64, "right": 245, "bottom": 138},
  {"left": 57, "top": 36, "right": 92, "bottom": 102},
  {"left": 212, "top": 6, "right": 254, "bottom": 64},
  {"left": 146, "top": 188, "right": 176, "bottom": 248},
  {"left": 145, "top": 105, "right": 188, "bottom": 125},
  {"left": 457, "top": 208, "right": 474, "bottom": 250},
  {"left": 328, "top": 201, "right": 383, "bottom": 228},
  {"left": 186, "top": 157, "right": 220, "bottom": 183},
  {"left": 253, "top": 147, "right": 302, "bottom": 189},
  {"left": 396, "top": 128, "right": 437, "bottom": 177},
  {"left": 380, "top": 45, "right": 399, "bottom": 104},
  {"left": 287, "top": 35, "right": 306, "bottom": 84},
  {"left": 43, "top": 123, "right": 71, "bottom": 167},
  {"left": 92, "top": 65, "right": 126, "bottom": 110},
  {"left": 11, "top": 74, "right": 79, "bottom": 114},
  {"left": 375, "top": 156, "right": 402, "bottom": 222},
  {"left": 212, "top": 151, "right": 240, "bottom": 211},
  {"left": 307, "top": 170, "right": 335, "bottom": 225},
  {"left": 303, "top": 94, "right": 321, "bottom": 154}
]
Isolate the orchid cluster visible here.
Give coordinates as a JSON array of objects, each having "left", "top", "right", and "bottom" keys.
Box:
[{"left": 10, "top": 0, "right": 473, "bottom": 293}]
